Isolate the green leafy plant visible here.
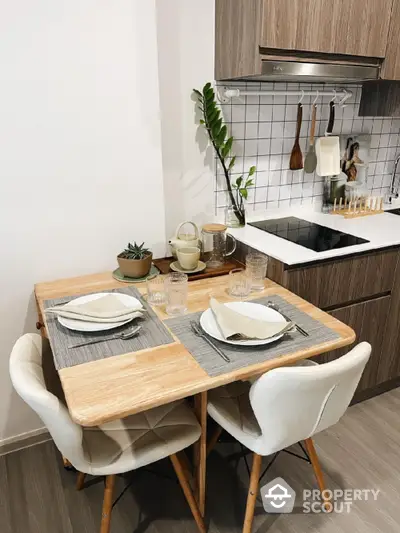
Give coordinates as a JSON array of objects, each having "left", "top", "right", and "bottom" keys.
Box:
[
  {"left": 193, "top": 82, "right": 255, "bottom": 226},
  {"left": 119, "top": 242, "right": 151, "bottom": 260}
]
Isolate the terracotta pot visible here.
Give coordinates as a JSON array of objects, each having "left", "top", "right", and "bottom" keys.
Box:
[{"left": 117, "top": 252, "right": 153, "bottom": 278}]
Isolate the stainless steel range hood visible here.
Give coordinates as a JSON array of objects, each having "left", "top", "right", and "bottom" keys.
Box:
[{"left": 240, "top": 61, "right": 380, "bottom": 83}]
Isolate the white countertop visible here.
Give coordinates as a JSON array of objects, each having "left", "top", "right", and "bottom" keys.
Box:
[{"left": 228, "top": 202, "right": 400, "bottom": 266}]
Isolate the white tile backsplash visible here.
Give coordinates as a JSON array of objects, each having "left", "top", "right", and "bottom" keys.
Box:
[{"left": 215, "top": 82, "right": 400, "bottom": 212}]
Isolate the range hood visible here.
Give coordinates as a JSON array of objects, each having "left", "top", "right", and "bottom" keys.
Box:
[{"left": 238, "top": 60, "right": 380, "bottom": 83}]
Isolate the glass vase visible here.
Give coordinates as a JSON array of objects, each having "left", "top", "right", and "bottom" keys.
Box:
[{"left": 225, "top": 205, "right": 246, "bottom": 228}]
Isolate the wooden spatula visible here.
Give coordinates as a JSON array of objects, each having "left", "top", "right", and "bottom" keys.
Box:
[
  {"left": 290, "top": 103, "right": 303, "bottom": 170},
  {"left": 304, "top": 104, "right": 317, "bottom": 174}
]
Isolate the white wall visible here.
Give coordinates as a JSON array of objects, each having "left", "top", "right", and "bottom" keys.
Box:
[
  {"left": 156, "top": 0, "right": 215, "bottom": 242},
  {"left": 0, "top": 0, "right": 166, "bottom": 441}
]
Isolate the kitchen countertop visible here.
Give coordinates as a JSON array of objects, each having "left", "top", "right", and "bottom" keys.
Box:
[{"left": 228, "top": 202, "right": 400, "bottom": 266}]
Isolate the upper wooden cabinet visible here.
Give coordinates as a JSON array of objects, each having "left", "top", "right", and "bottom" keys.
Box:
[
  {"left": 382, "top": 0, "right": 400, "bottom": 79},
  {"left": 215, "top": 0, "right": 398, "bottom": 81},
  {"left": 261, "top": 0, "right": 393, "bottom": 58}
]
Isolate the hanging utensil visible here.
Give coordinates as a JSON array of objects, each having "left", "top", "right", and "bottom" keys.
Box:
[
  {"left": 290, "top": 103, "right": 304, "bottom": 170},
  {"left": 304, "top": 104, "right": 318, "bottom": 174},
  {"left": 315, "top": 100, "right": 340, "bottom": 177},
  {"left": 326, "top": 100, "right": 335, "bottom": 135}
]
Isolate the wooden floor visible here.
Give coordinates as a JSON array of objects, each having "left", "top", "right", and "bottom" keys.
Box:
[{"left": 1, "top": 388, "right": 399, "bottom": 533}]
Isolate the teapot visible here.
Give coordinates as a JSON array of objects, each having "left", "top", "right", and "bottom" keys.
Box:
[{"left": 169, "top": 221, "right": 201, "bottom": 258}]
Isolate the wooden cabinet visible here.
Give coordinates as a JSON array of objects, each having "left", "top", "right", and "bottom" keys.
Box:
[
  {"left": 261, "top": 0, "right": 392, "bottom": 58},
  {"left": 215, "top": 0, "right": 397, "bottom": 81},
  {"left": 314, "top": 297, "right": 391, "bottom": 393},
  {"left": 382, "top": 0, "right": 400, "bottom": 79},
  {"left": 284, "top": 250, "right": 398, "bottom": 309}
]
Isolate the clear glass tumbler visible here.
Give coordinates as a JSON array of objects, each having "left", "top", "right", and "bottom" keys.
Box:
[
  {"left": 246, "top": 254, "right": 268, "bottom": 291},
  {"left": 165, "top": 272, "right": 188, "bottom": 316},
  {"left": 228, "top": 268, "right": 252, "bottom": 298},
  {"left": 146, "top": 274, "right": 166, "bottom": 306}
]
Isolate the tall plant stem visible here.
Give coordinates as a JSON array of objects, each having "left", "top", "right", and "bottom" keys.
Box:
[{"left": 203, "top": 123, "right": 245, "bottom": 225}]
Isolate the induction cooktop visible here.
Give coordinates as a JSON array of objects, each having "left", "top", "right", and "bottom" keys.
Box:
[{"left": 248, "top": 217, "right": 369, "bottom": 253}]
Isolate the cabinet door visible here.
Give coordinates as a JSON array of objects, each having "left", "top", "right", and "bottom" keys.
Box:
[
  {"left": 382, "top": 0, "right": 400, "bottom": 79},
  {"left": 314, "top": 296, "right": 391, "bottom": 393},
  {"left": 261, "top": 0, "right": 392, "bottom": 58}
]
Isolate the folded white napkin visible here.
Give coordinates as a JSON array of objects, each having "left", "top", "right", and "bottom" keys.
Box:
[
  {"left": 45, "top": 294, "right": 144, "bottom": 323},
  {"left": 209, "top": 297, "right": 293, "bottom": 340}
]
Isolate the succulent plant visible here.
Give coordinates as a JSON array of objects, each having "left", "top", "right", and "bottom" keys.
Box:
[{"left": 119, "top": 242, "right": 151, "bottom": 260}]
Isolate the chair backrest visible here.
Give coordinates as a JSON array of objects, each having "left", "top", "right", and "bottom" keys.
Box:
[
  {"left": 249, "top": 342, "right": 371, "bottom": 454},
  {"left": 9, "top": 334, "right": 87, "bottom": 470}
]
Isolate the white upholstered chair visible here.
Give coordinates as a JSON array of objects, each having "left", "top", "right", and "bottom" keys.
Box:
[
  {"left": 9, "top": 334, "right": 206, "bottom": 533},
  {"left": 207, "top": 342, "right": 371, "bottom": 533}
]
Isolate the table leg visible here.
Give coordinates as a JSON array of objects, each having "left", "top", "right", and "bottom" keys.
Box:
[{"left": 194, "top": 391, "right": 207, "bottom": 517}]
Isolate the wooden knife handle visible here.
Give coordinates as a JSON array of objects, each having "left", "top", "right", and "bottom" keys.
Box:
[
  {"left": 295, "top": 103, "right": 303, "bottom": 141},
  {"left": 310, "top": 104, "right": 317, "bottom": 144},
  {"left": 327, "top": 101, "right": 335, "bottom": 135}
]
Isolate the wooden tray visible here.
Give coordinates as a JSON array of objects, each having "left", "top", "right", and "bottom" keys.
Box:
[{"left": 153, "top": 256, "right": 244, "bottom": 282}]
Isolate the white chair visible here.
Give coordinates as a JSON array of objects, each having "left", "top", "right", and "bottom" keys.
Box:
[
  {"left": 207, "top": 342, "right": 371, "bottom": 533},
  {"left": 9, "top": 334, "right": 206, "bottom": 533}
]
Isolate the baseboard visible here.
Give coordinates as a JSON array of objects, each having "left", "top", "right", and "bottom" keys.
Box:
[
  {"left": 352, "top": 378, "right": 400, "bottom": 405},
  {"left": 0, "top": 427, "right": 51, "bottom": 457}
]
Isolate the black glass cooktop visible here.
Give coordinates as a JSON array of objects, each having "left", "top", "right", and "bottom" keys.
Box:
[{"left": 249, "top": 217, "right": 369, "bottom": 253}]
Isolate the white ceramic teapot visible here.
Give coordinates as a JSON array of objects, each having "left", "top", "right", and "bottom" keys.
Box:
[{"left": 169, "top": 221, "right": 201, "bottom": 258}]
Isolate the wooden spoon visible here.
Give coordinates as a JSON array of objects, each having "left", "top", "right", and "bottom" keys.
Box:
[
  {"left": 290, "top": 103, "right": 303, "bottom": 170},
  {"left": 304, "top": 104, "right": 317, "bottom": 174}
]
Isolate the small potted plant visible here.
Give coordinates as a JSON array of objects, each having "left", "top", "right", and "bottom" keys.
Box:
[{"left": 117, "top": 242, "right": 153, "bottom": 278}]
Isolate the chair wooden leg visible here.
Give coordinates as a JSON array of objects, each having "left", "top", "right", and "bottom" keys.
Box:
[
  {"left": 100, "top": 475, "right": 116, "bottom": 533},
  {"left": 170, "top": 454, "right": 207, "bottom": 533},
  {"left": 304, "top": 438, "right": 330, "bottom": 511},
  {"left": 194, "top": 391, "right": 207, "bottom": 516},
  {"left": 63, "top": 457, "right": 73, "bottom": 469},
  {"left": 76, "top": 472, "right": 86, "bottom": 491},
  {"left": 243, "top": 453, "right": 262, "bottom": 533},
  {"left": 207, "top": 426, "right": 223, "bottom": 457}
]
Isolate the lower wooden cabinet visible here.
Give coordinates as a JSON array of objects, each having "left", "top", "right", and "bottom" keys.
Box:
[{"left": 314, "top": 296, "right": 391, "bottom": 393}]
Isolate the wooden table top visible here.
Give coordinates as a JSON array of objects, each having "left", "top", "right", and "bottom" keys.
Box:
[{"left": 35, "top": 272, "right": 356, "bottom": 427}]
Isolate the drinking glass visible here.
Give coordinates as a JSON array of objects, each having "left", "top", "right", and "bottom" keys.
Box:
[
  {"left": 165, "top": 273, "right": 188, "bottom": 316},
  {"left": 228, "top": 268, "right": 252, "bottom": 298},
  {"left": 246, "top": 254, "right": 268, "bottom": 291},
  {"left": 146, "top": 274, "right": 166, "bottom": 306}
]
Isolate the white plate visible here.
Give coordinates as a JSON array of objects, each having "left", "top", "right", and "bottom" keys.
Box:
[
  {"left": 58, "top": 293, "right": 143, "bottom": 332},
  {"left": 200, "top": 302, "right": 287, "bottom": 346}
]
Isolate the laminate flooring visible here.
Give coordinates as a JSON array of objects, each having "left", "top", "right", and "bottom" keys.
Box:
[{"left": 1, "top": 388, "right": 399, "bottom": 533}]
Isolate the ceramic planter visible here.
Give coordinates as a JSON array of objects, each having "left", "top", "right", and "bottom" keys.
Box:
[{"left": 117, "top": 252, "right": 153, "bottom": 278}]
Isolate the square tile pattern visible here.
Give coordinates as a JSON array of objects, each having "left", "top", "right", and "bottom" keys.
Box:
[{"left": 215, "top": 82, "right": 400, "bottom": 215}]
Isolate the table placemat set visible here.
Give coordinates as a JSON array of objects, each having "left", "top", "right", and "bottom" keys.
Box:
[
  {"left": 165, "top": 294, "right": 341, "bottom": 377},
  {"left": 44, "top": 287, "right": 174, "bottom": 370}
]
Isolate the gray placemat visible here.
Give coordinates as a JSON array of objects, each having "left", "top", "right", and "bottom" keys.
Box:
[
  {"left": 165, "top": 295, "right": 341, "bottom": 377},
  {"left": 44, "top": 287, "right": 174, "bottom": 370}
]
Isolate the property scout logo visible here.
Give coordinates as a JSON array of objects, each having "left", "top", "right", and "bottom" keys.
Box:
[{"left": 261, "top": 477, "right": 380, "bottom": 514}]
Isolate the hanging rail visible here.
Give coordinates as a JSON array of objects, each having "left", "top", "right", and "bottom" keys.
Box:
[{"left": 218, "top": 87, "right": 353, "bottom": 107}]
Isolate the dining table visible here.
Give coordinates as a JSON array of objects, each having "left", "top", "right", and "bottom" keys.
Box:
[{"left": 35, "top": 271, "right": 356, "bottom": 517}]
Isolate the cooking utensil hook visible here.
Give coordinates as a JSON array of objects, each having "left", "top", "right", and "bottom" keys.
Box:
[
  {"left": 312, "top": 90, "right": 320, "bottom": 106},
  {"left": 330, "top": 90, "right": 337, "bottom": 105},
  {"left": 338, "top": 89, "right": 350, "bottom": 108},
  {"left": 298, "top": 90, "right": 305, "bottom": 106}
]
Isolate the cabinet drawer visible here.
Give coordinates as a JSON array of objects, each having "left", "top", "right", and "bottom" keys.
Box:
[
  {"left": 313, "top": 296, "right": 391, "bottom": 393},
  {"left": 285, "top": 249, "right": 399, "bottom": 309}
]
